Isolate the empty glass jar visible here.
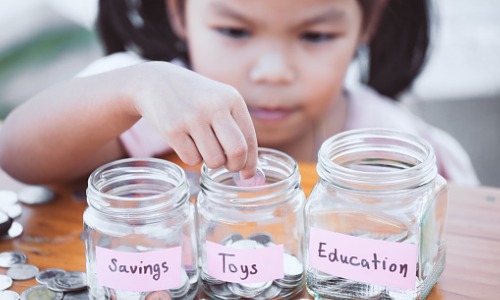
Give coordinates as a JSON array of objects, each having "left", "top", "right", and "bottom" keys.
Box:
[
  {"left": 197, "top": 148, "right": 306, "bottom": 299},
  {"left": 305, "top": 129, "right": 448, "bottom": 300},
  {"left": 84, "top": 158, "right": 199, "bottom": 299}
]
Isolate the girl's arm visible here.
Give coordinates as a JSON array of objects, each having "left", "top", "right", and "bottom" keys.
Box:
[{"left": 0, "top": 61, "right": 257, "bottom": 184}]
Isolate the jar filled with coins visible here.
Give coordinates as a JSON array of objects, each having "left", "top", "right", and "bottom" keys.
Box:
[
  {"left": 84, "top": 158, "right": 199, "bottom": 299},
  {"left": 305, "top": 129, "right": 448, "bottom": 300},
  {"left": 197, "top": 148, "right": 306, "bottom": 299}
]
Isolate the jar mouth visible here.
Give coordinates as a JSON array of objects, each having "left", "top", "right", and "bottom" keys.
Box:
[
  {"left": 318, "top": 128, "right": 437, "bottom": 191},
  {"left": 87, "top": 158, "right": 189, "bottom": 217},
  {"left": 200, "top": 148, "right": 300, "bottom": 205}
]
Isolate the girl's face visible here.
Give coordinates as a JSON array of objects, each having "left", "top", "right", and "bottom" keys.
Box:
[{"left": 179, "top": 0, "right": 363, "bottom": 148}]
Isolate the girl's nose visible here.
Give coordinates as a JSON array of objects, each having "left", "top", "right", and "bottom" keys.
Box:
[{"left": 249, "top": 52, "right": 295, "bottom": 85}]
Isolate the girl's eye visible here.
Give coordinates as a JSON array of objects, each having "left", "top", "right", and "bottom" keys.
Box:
[
  {"left": 216, "top": 27, "right": 251, "bottom": 39},
  {"left": 300, "top": 32, "right": 335, "bottom": 43}
]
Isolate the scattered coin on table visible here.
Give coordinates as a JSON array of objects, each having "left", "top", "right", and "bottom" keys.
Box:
[
  {"left": 35, "top": 268, "right": 66, "bottom": 285},
  {"left": 0, "top": 290, "right": 19, "bottom": 299},
  {"left": 7, "top": 264, "right": 40, "bottom": 281},
  {"left": 0, "top": 250, "right": 90, "bottom": 299},
  {"left": 0, "top": 251, "right": 27, "bottom": 268},
  {"left": 0, "top": 274, "right": 13, "bottom": 291},
  {"left": 20, "top": 285, "right": 64, "bottom": 300},
  {"left": 0, "top": 210, "right": 13, "bottom": 236},
  {"left": 17, "top": 186, "right": 55, "bottom": 205}
]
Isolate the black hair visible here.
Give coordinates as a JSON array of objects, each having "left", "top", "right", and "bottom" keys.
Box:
[
  {"left": 97, "top": 0, "right": 184, "bottom": 61},
  {"left": 359, "top": 0, "right": 432, "bottom": 99},
  {"left": 96, "top": 0, "right": 431, "bottom": 99}
]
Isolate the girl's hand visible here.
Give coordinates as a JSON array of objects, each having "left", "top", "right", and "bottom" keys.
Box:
[{"left": 127, "top": 61, "right": 258, "bottom": 178}]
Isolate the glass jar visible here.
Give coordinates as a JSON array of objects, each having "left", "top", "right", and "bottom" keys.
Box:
[
  {"left": 305, "top": 129, "right": 448, "bottom": 300},
  {"left": 197, "top": 148, "right": 306, "bottom": 299},
  {"left": 84, "top": 158, "right": 199, "bottom": 299}
]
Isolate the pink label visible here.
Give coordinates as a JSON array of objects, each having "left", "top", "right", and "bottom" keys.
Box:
[
  {"left": 308, "top": 227, "right": 417, "bottom": 289},
  {"left": 206, "top": 241, "right": 284, "bottom": 283},
  {"left": 96, "top": 246, "right": 182, "bottom": 292}
]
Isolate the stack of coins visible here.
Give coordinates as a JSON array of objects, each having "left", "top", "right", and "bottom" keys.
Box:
[
  {"left": 0, "top": 250, "right": 89, "bottom": 299},
  {"left": 0, "top": 186, "right": 56, "bottom": 240},
  {"left": 202, "top": 232, "right": 304, "bottom": 299}
]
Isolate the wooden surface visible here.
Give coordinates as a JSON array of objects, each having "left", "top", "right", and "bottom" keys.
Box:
[{"left": 1, "top": 159, "right": 499, "bottom": 299}]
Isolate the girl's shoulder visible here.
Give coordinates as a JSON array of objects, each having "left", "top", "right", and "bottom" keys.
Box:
[{"left": 345, "top": 84, "right": 480, "bottom": 185}]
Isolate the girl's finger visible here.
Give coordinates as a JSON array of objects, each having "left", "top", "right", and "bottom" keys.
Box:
[
  {"left": 230, "top": 102, "right": 258, "bottom": 179},
  {"left": 211, "top": 112, "right": 248, "bottom": 172},
  {"left": 167, "top": 132, "right": 203, "bottom": 166},
  {"left": 189, "top": 123, "right": 226, "bottom": 169}
]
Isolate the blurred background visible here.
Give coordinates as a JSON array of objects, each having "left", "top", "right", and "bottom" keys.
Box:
[{"left": 0, "top": 0, "right": 499, "bottom": 187}]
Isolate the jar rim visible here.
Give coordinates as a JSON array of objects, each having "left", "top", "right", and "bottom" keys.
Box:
[
  {"left": 87, "top": 157, "right": 188, "bottom": 205},
  {"left": 318, "top": 128, "right": 437, "bottom": 191},
  {"left": 200, "top": 147, "right": 300, "bottom": 205}
]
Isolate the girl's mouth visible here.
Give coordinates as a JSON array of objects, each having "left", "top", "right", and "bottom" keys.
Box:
[{"left": 248, "top": 107, "right": 294, "bottom": 121}]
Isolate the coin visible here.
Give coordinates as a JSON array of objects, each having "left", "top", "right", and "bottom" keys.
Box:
[
  {"left": 20, "top": 285, "right": 63, "bottom": 300},
  {"left": 36, "top": 268, "right": 66, "bottom": 285},
  {"left": 0, "top": 210, "right": 13, "bottom": 235},
  {"left": 51, "top": 271, "right": 87, "bottom": 292},
  {"left": 247, "top": 232, "right": 273, "bottom": 245},
  {"left": 0, "top": 274, "right": 13, "bottom": 290},
  {"left": 17, "top": 186, "right": 55, "bottom": 205},
  {"left": 0, "top": 290, "right": 19, "bottom": 300},
  {"left": 232, "top": 167, "right": 265, "bottom": 187},
  {"left": 142, "top": 290, "right": 172, "bottom": 300},
  {"left": 0, "top": 251, "right": 27, "bottom": 267},
  {"left": 2, "top": 203, "right": 23, "bottom": 219},
  {"left": 1, "top": 221, "right": 23, "bottom": 239},
  {"left": 0, "top": 190, "right": 18, "bottom": 205},
  {"left": 7, "top": 263, "right": 40, "bottom": 280},
  {"left": 283, "top": 253, "right": 303, "bottom": 277}
]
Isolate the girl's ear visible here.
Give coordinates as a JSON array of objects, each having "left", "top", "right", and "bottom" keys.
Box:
[
  {"left": 166, "top": 0, "right": 187, "bottom": 39},
  {"left": 359, "top": 0, "right": 389, "bottom": 45}
]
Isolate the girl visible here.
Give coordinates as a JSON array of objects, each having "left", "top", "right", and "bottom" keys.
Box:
[{"left": 0, "top": 0, "right": 479, "bottom": 185}]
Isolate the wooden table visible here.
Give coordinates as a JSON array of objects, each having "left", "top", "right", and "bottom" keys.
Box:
[{"left": 1, "top": 159, "right": 499, "bottom": 299}]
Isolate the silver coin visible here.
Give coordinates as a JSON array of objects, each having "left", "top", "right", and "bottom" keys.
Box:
[
  {"left": 0, "top": 274, "right": 13, "bottom": 290},
  {"left": 0, "top": 210, "right": 12, "bottom": 235},
  {"left": 2, "top": 203, "right": 23, "bottom": 219},
  {"left": 0, "top": 251, "right": 27, "bottom": 267},
  {"left": 0, "top": 290, "right": 20, "bottom": 300},
  {"left": 255, "top": 283, "right": 282, "bottom": 299},
  {"left": 140, "top": 290, "right": 172, "bottom": 300},
  {"left": 232, "top": 167, "right": 265, "bottom": 187},
  {"left": 62, "top": 289, "right": 89, "bottom": 300},
  {"left": 52, "top": 271, "right": 87, "bottom": 292},
  {"left": 169, "top": 269, "right": 189, "bottom": 298},
  {"left": 229, "top": 239, "right": 264, "bottom": 250},
  {"left": 0, "top": 190, "right": 18, "bottom": 205},
  {"left": 7, "top": 263, "right": 40, "bottom": 280},
  {"left": 221, "top": 233, "right": 243, "bottom": 246},
  {"left": 283, "top": 253, "right": 303, "bottom": 277},
  {"left": 207, "top": 283, "right": 239, "bottom": 299},
  {"left": 46, "top": 278, "right": 66, "bottom": 292},
  {"left": 227, "top": 280, "right": 272, "bottom": 298},
  {"left": 247, "top": 232, "right": 273, "bottom": 245},
  {"left": 20, "top": 285, "right": 64, "bottom": 300},
  {"left": 1, "top": 222, "right": 24, "bottom": 239},
  {"left": 17, "top": 186, "right": 55, "bottom": 205},
  {"left": 36, "top": 268, "right": 66, "bottom": 285}
]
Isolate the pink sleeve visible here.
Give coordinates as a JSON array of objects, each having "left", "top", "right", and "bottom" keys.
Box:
[{"left": 119, "top": 118, "right": 173, "bottom": 157}]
